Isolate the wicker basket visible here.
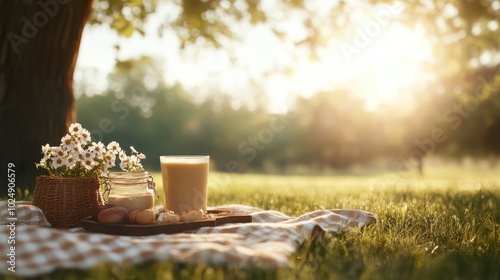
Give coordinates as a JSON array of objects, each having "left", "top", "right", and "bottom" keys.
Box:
[{"left": 32, "top": 176, "right": 105, "bottom": 228}]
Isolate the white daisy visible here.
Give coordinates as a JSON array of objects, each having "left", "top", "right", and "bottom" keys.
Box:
[
  {"left": 60, "top": 135, "right": 74, "bottom": 151},
  {"left": 64, "top": 156, "right": 76, "bottom": 169},
  {"left": 79, "top": 129, "right": 91, "bottom": 145},
  {"left": 119, "top": 159, "right": 130, "bottom": 171},
  {"left": 104, "top": 151, "right": 116, "bottom": 168},
  {"left": 41, "top": 144, "right": 51, "bottom": 155},
  {"left": 129, "top": 155, "right": 138, "bottom": 164},
  {"left": 91, "top": 142, "right": 105, "bottom": 158},
  {"left": 118, "top": 150, "right": 128, "bottom": 161},
  {"left": 82, "top": 159, "right": 97, "bottom": 171},
  {"left": 71, "top": 143, "right": 84, "bottom": 155},
  {"left": 82, "top": 149, "right": 95, "bottom": 161},
  {"left": 68, "top": 123, "right": 83, "bottom": 136},
  {"left": 51, "top": 147, "right": 65, "bottom": 158},
  {"left": 51, "top": 156, "right": 65, "bottom": 169},
  {"left": 107, "top": 141, "right": 121, "bottom": 154}
]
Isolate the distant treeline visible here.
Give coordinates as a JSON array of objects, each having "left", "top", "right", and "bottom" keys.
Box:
[{"left": 76, "top": 59, "right": 500, "bottom": 174}]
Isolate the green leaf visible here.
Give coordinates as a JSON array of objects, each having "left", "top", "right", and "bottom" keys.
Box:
[{"left": 112, "top": 18, "right": 135, "bottom": 37}]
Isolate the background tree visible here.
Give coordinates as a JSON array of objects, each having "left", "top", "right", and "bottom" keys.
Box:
[
  {"left": 0, "top": 0, "right": 159, "bottom": 195},
  {"left": 0, "top": 0, "right": 93, "bottom": 192}
]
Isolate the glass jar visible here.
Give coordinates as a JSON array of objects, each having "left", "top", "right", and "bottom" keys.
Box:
[{"left": 103, "top": 171, "right": 159, "bottom": 213}]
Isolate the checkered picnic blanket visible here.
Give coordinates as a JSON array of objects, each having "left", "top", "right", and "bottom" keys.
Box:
[{"left": 0, "top": 201, "right": 376, "bottom": 277}]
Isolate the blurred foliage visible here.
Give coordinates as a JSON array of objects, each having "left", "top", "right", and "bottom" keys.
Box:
[
  {"left": 88, "top": 0, "right": 158, "bottom": 37},
  {"left": 77, "top": 56, "right": 270, "bottom": 172},
  {"left": 77, "top": 55, "right": 499, "bottom": 173},
  {"left": 365, "top": 1, "right": 500, "bottom": 169},
  {"left": 78, "top": 0, "right": 500, "bottom": 173}
]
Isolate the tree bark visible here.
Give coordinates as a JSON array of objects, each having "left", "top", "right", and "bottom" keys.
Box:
[{"left": 0, "top": 0, "right": 92, "bottom": 196}]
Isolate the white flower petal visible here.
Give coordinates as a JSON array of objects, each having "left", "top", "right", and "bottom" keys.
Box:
[{"left": 68, "top": 123, "right": 83, "bottom": 136}]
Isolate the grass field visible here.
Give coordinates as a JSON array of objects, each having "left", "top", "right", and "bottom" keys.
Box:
[{"left": 5, "top": 166, "right": 500, "bottom": 279}]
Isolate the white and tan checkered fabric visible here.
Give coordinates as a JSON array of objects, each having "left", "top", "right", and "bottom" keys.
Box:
[{"left": 0, "top": 201, "right": 376, "bottom": 277}]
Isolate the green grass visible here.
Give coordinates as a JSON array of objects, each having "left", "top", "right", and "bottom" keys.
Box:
[{"left": 6, "top": 167, "right": 500, "bottom": 279}]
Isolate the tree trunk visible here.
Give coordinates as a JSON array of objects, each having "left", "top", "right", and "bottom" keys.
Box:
[{"left": 0, "top": 0, "right": 92, "bottom": 196}]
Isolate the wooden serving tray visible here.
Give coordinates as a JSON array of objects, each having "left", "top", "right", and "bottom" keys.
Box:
[{"left": 81, "top": 210, "right": 252, "bottom": 236}]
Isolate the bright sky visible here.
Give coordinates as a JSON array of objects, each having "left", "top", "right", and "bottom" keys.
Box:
[{"left": 75, "top": 2, "right": 433, "bottom": 113}]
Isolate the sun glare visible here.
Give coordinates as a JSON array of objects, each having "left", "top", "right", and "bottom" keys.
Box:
[
  {"left": 270, "top": 23, "right": 433, "bottom": 113},
  {"left": 354, "top": 25, "right": 432, "bottom": 109},
  {"left": 76, "top": 3, "right": 434, "bottom": 114}
]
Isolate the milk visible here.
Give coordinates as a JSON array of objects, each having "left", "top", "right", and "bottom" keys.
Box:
[{"left": 160, "top": 156, "right": 209, "bottom": 214}]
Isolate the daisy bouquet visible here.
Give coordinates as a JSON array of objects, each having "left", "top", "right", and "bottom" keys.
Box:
[{"left": 36, "top": 123, "right": 145, "bottom": 178}]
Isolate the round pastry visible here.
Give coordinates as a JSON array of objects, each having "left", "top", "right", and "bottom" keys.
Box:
[
  {"left": 129, "top": 210, "right": 140, "bottom": 223},
  {"left": 180, "top": 208, "right": 204, "bottom": 222},
  {"left": 157, "top": 211, "right": 180, "bottom": 223},
  {"left": 129, "top": 208, "right": 156, "bottom": 224}
]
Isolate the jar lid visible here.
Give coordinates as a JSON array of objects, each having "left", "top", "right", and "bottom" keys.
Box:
[
  {"left": 102, "top": 171, "right": 159, "bottom": 199},
  {"left": 104, "top": 171, "right": 150, "bottom": 184}
]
